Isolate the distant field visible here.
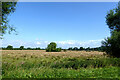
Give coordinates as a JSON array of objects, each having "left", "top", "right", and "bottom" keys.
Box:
[
  {"left": 2, "top": 50, "right": 105, "bottom": 58},
  {"left": 2, "top": 50, "right": 120, "bottom": 78}
]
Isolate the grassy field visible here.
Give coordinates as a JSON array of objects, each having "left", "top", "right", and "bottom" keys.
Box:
[{"left": 2, "top": 50, "right": 120, "bottom": 78}]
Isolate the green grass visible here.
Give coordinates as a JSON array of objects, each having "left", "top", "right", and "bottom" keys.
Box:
[
  {"left": 2, "top": 51, "right": 120, "bottom": 78},
  {"left": 2, "top": 67, "right": 119, "bottom": 78}
]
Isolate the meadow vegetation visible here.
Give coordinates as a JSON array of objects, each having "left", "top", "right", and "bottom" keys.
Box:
[{"left": 2, "top": 50, "right": 120, "bottom": 78}]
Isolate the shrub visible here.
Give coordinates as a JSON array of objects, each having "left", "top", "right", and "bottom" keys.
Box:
[
  {"left": 73, "top": 47, "right": 78, "bottom": 51},
  {"left": 46, "top": 42, "right": 61, "bottom": 52},
  {"left": 51, "top": 58, "right": 120, "bottom": 69},
  {"left": 56, "top": 48, "right": 61, "bottom": 52},
  {"left": 68, "top": 47, "right": 72, "bottom": 50},
  {"left": 63, "top": 49, "right": 67, "bottom": 52},
  {"left": 20, "top": 46, "right": 24, "bottom": 50},
  {"left": 79, "top": 47, "right": 84, "bottom": 51},
  {"left": 6, "top": 45, "right": 13, "bottom": 50},
  {"left": 102, "top": 31, "right": 120, "bottom": 57}
]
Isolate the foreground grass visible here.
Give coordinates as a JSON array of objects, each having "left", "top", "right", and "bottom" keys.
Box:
[
  {"left": 2, "top": 67, "right": 119, "bottom": 78},
  {"left": 2, "top": 50, "right": 120, "bottom": 78}
]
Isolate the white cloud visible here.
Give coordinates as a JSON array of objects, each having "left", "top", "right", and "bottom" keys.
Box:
[
  {"left": 2, "top": 39, "right": 103, "bottom": 48},
  {"left": 55, "top": 39, "right": 103, "bottom": 48},
  {"left": 36, "top": 42, "right": 41, "bottom": 45},
  {"left": 68, "top": 42, "right": 74, "bottom": 45},
  {"left": 0, "top": 40, "right": 2, "bottom": 47},
  {"left": 57, "top": 40, "right": 76, "bottom": 45}
]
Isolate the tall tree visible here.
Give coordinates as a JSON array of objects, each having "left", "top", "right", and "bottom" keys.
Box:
[
  {"left": 79, "top": 47, "right": 84, "bottom": 50},
  {"left": 106, "top": 1, "right": 120, "bottom": 32},
  {"left": 102, "top": 1, "right": 120, "bottom": 57},
  {"left": 6, "top": 45, "right": 13, "bottom": 50},
  {"left": 0, "top": 2, "right": 17, "bottom": 38},
  {"left": 46, "top": 42, "right": 57, "bottom": 52},
  {"left": 20, "top": 46, "right": 24, "bottom": 50}
]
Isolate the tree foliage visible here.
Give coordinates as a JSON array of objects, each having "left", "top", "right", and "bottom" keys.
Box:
[
  {"left": 56, "top": 48, "right": 62, "bottom": 52},
  {"left": 73, "top": 47, "right": 78, "bottom": 50},
  {"left": 6, "top": 45, "right": 13, "bottom": 50},
  {"left": 2, "top": 46, "right": 41, "bottom": 50},
  {"left": 102, "top": 2, "right": 120, "bottom": 57},
  {"left": 0, "top": 2, "right": 17, "bottom": 38},
  {"left": 102, "top": 31, "right": 120, "bottom": 57},
  {"left": 46, "top": 42, "right": 61, "bottom": 52},
  {"left": 106, "top": 2, "right": 120, "bottom": 32},
  {"left": 20, "top": 46, "right": 24, "bottom": 50},
  {"left": 79, "top": 47, "right": 84, "bottom": 50},
  {"left": 68, "top": 47, "right": 72, "bottom": 50},
  {"left": 67, "top": 47, "right": 103, "bottom": 52}
]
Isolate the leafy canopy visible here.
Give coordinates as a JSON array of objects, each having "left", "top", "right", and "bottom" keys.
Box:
[
  {"left": 46, "top": 42, "right": 61, "bottom": 52},
  {"left": 0, "top": 2, "right": 17, "bottom": 38},
  {"left": 106, "top": 2, "right": 120, "bottom": 32},
  {"left": 102, "top": 1, "right": 120, "bottom": 57}
]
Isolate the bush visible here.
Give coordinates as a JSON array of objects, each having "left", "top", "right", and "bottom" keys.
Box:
[
  {"left": 56, "top": 48, "right": 61, "bottom": 52},
  {"left": 46, "top": 42, "right": 61, "bottom": 52},
  {"left": 46, "top": 48, "right": 51, "bottom": 52},
  {"left": 63, "top": 49, "right": 67, "bottom": 52},
  {"left": 79, "top": 47, "right": 84, "bottom": 51},
  {"left": 6, "top": 45, "right": 13, "bottom": 50},
  {"left": 51, "top": 58, "right": 120, "bottom": 69},
  {"left": 73, "top": 47, "right": 78, "bottom": 51},
  {"left": 68, "top": 47, "right": 72, "bottom": 50},
  {"left": 102, "top": 31, "right": 120, "bottom": 57},
  {"left": 20, "top": 46, "right": 24, "bottom": 50}
]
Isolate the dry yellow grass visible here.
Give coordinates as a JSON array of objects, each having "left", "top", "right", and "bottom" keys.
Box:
[{"left": 2, "top": 50, "right": 106, "bottom": 59}]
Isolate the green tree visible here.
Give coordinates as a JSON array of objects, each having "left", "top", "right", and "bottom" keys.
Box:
[
  {"left": 102, "top": 31, "right": 120, "bottom": 57},
  {"left": 79, "top": 47, "right": 84, "bottom": 50},
  {"left": 63, "top": 49, "right": 67, "bottom": 52},
  {"left": 46, "top": 42, "right": 57, "bottom": 52},
  {"left": 56, "top": 48, "right": 62, "bottom": 52},
  {"left": 20, "top": 46, "right": 24, "bottom": 50},
  {"left": 86, "top": 47, "right": 90, "bottom": 51},
  {"left": 73, "top": 47, "right": 78, "bottom": 50},
  {"left": 106, "top": 1, "right": 120, "bottom": 32},
  {"left": 6, "top": 45, "right": 13, "bottom": 50},
  {"left": 102, "top": 1, "right": 120, "bottom": 57},
  {"left": 27, "top": 47, "right": 32, "bottom": 50},
  {"left": 68, "top": 47, "right": 72, "bottom": 50},
  {"left": 35, "top": 47, "right": 41, "bottom": 50},
  {"left": 0, "top": 2, "right": 17, "bottom": 38}
]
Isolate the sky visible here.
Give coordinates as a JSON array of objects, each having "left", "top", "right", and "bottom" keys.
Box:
[{"left": 2, "top": 2, "right": 118, "bottom": 48}]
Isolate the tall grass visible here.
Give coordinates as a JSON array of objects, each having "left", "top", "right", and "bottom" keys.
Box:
[{"left": 2, "top": 50, "right": 120, "bottom": 78}]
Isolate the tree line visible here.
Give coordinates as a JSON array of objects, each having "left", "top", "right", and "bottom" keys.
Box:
[
  {"left": 2, "top": 43, "right": 104, "bottom": 52},
  {"left": 68, "top": 47, "right": 104, "bottom": 51},
  {"left": 2, "top": 45, "right": 42, "bottom": 50}
]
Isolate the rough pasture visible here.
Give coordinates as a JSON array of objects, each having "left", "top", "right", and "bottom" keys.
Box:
[{"left": 2, "top": 50, "right": 120, "bottom": 78}]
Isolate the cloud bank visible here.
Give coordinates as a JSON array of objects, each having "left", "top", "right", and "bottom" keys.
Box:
[{"left": 2, "top": 39, "right": 104, "bottom": 49}]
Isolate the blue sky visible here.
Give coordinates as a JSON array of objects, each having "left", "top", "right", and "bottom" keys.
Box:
[{"left": 2, "top": 2, "right": 118, "bottom": 48}]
